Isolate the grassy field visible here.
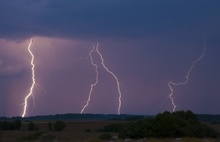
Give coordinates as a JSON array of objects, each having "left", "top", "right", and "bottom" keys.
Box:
[{"left": 1, "top": 121, "right": 220, "bottom": 142}]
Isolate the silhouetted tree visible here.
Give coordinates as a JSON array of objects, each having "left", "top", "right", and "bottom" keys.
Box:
[
  {"left": 48, "top": 122, "right": 52, "bottom": 131},
  {"left": 103, "top": 123, "right": 126, "bottom": 133},
  {"left": 1, "top": 121, "right": 10, "bottom": 130},
  {"left": 54, "top": 121, "right": 65, "bottom": 131},
  {"left": 119, "top": 110, "right": 220, "bottom": 139},
  {"left": 14, "top": 119, "right": 22, "bottom": 130},
  {"left": 28, "top": 122, "right": 35, "bottom": 131}
]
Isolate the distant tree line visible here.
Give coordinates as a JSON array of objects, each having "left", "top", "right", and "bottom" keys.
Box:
[
  {"left": 102, "top": 110, "right": 220, "bottom": 139},
  {"left": 1, "top": 113, "right": 220, "bottom": 122},
  {"left": 0, "top": 114, "right": 144, "bottom": 121},
  {"left": 197, "top": 114, "right": 220, "bottom": 123}
]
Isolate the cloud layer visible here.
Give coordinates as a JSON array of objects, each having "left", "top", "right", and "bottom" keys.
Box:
[
  {"left": 0, "top": 1, "right": 220, "bottom": 117},
  {"left": 0, "top": 0, "right": 219, "bottom": 40}
]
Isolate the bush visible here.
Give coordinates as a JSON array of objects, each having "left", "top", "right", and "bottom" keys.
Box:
[
  {"left": 28, "top": 122, "right": 36, "bottom": 131},
  {"left": 48, "top": 122, "right": 52, "bottom": 131},
  {"left": 0, "top": 120, "right": 22, "bottom": 131},
  {"left": 119, "top": 110, "right": 220, "bottom": 139},
  {"left": 54, "top": 121, "right": 65, "bottom": 131},
  {"left": 14, "top": 119, "right": 22, "bottom": 130},
  {"left": 1, "top": 121, "right": 10, "bottom": 130},
  {"left": 103, "top": 123, "right": 126, "bottom": 133}
]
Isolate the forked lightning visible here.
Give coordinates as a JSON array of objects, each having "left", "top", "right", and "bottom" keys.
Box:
[
  {"left": 81, "top": 45, "right": 99, "bottom": 114},
  {"left": 168, "top": 29, "right": 214, "bottom": 112},
  {"left": 96, "top": 43, "right": 122, "bottom": 115},
  {"left": 81, "top": 43, "right": 122, "bottom": 115},
  {"left": 168, "top": 48, "right": 205, "bottom": 112},
  {"left": 22, "top": 39, "right": 36, "bottom": 117}
]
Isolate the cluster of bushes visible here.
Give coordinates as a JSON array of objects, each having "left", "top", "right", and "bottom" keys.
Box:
[
  {"left": 48, "top": 121, "right": 66, "bottom": 132},
  {"left": 120, "top": 111, "right": 220, "bottom": 139},
  {"left": 27, "top": 121, "right": 39, "bottom": 131},
  {"left": 0, "top": 119, "right": 21, "bottom": 130},
  {"left": 103, "top": 111, "right": 220, "bottom": 139},
  {"left": 102, "top": 123, "right": 126, "bottom": 133},
  {"left": 0, "top": 119, "right": 65, "bottom": 132},
  {"left": 28, "top": 120, "right": 66, "bottom": 132}
]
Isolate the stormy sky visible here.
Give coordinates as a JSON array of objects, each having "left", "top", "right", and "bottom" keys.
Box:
[{"left": 0, "top": 0, "right": 220, "bottom": 117}]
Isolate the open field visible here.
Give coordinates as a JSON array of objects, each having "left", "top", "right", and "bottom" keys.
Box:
[{"left": 1, "top": 121, "right": 220, "bottom": 142}]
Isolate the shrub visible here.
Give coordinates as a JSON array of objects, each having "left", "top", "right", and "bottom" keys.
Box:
[
  {"left": 119, "top": 110, "right": 220, "bottom": 139},
  {"left": 1, "top": 121, "right": 10, "bottom": 130},
  {"left": 28, "top": 122, "right": 35, "bottom": 131},
  {"left": 0, "top": 120, "right": 22, "bottom": 131},
  {"left": 14, "top": 119, "right": 22, "bottom": 130},
  {"left": 54, "top": 121, "right": 65, "bottom": 131},
  {"left": 48, "top": 122, "right": 52, "bottom": 131},
  {"left": 103, "top": 123, "right": 126, "bottom": 133}
]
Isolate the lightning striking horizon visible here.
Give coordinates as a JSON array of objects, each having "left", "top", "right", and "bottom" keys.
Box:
[
  {"left": 96, "top": 43, "right": 122, "bottom": 115},
  {"left": 168, "top": 48, "right": 206, "bottom": 112},
  {"left": 22, "top": 39, "right": 36, "bottom": 118},
  {"left": 168, "top": 29, "right": 215, "bottom": 112},
  {"left": 81, "top": 45, "right": 99, "bottom": 114}
]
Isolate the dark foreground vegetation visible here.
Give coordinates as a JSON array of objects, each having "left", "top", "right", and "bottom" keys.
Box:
[
  {"left": 102, "top": 111, "right": 220, "bottom": 139},
  {"left": 0, "top": 111, "right": 220, "bottom": 141},
  {"left": 0, "top": 119, "right": 21, "bottom": 130},
  {"left": 98, "top": 111, "right": 220, "bottom": 139}
]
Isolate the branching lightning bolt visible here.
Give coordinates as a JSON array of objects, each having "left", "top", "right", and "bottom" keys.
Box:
[
  {"left": 22, "top": 39, "right": 36, "bottom": 118},
  {"left": 168, "top": 48, "right": 205, "bottom": 112},
  {"left": 168, "top": 29, "right": 215, "bottom": 112},
  {"left": 96, "top": 43, "right": 122, "bottom": 115},
  {"left": 81, "top": 45, "right": 99, "bottom": 114}
]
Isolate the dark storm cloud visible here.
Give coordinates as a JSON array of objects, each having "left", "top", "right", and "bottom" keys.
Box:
[
  {"left": 0, "top": 0, "right": 219, "bottom": 40},
  {"left": 0, "top": 1, "right": 220, "bottom": 116}
]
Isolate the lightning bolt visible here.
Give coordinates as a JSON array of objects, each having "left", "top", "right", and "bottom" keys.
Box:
[
  {"left": 168, "top": 29, "right": 215, "bottom": 112},
  {"left": 22, "top": 39, "right": 36, "bottom": 118},
  {"left": 168, "top": 48, "right": 205, "bottom": 112},
  {"left": 81, "top": 45, "right": 99, "bottom": 114},
  {"left": 96, "top": 43, "right": 122, "bottom": 115}
]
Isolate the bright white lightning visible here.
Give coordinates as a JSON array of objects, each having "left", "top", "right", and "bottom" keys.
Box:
[
  {"left": 168, "top": 29, "right": 215, "bottom": 112},
  {"left": 168, "top": 48, "right": 205, "bottom": 112},
  {"left": 96, "top": 43, "right": 122, "bottom": 115},
  {"left": 22, "top": 39, "right": 36, "bottom": 118},
  {"left": 81, "top": 45, "right": 99, "bottom": 114}
]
